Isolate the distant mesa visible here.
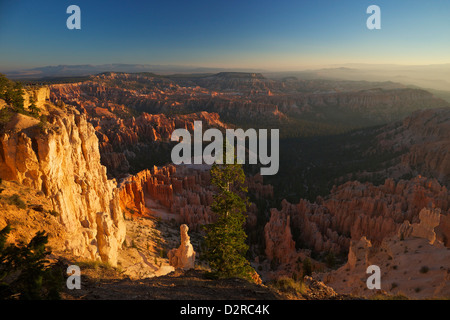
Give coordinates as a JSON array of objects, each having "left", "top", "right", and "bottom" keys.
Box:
[{"left": 4, "top": 64, "right": 267, "bottom": 80}]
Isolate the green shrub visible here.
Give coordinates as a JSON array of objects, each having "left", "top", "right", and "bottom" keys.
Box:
[
  {"left": 419, "top": 266, "right": 429, "bottom": 274},
  {"left": 0, "top": 225, "right": 64, "bottom": 299},
  {"left": 8, "top": 194, "right": 27, "bottom": 210},
  {"left": 0, "top": 108, "right": 13, "bottom": 130},
  {"left": 269, "top": 276, "right": 307, "bottom": 296},
  {"left": 302, "top": 257, "right": 313, "bottom": 277},
  {"left": 0, "top": 74, "right": 24, "bottom": 112},
  {"left": 77, "top": 260, "right": 113, "bottom": 271},
  {"left": 38, "top": 115, "right": 48, "bottom": 132},
  {"left": 28, "top": 104, "right": 41, "bottom": 119},
  {"left": 370, "top": 293, "right": 409, "bottom": 300},
  {"left": 325, "top": 252, "right": 336, "bottom": 268},
  {"left": 48, "top": 210, "right": 59, "bottom": 217}
]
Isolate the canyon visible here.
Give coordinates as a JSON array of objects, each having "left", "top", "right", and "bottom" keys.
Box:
[
  {"left": 262, "top": 177, "right": 449, "bottom": 277},
  {"left": 1, "top": 71, "right": 449, "bottom": 299},
  {"left": 50, "top": 73, "right": 450, "bottom": 297},
  {"left": 49, "top": 72, "right": 449, "bottom": 137}
]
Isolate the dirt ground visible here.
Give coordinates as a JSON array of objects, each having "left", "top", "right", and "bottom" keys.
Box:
[{"left": 61, "top": 268, "right": 286, "bottom": 300}]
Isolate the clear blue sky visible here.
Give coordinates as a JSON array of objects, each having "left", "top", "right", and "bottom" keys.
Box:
[{"left": 1, "top": 0, "right": 450, "bottom": 71}]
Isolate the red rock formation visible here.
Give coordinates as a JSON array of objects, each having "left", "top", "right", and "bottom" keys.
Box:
[
  {"left": 375, "top": 108, "right": 450, "bottom": 186},
  {"left": 398, "top": 207, "right": 442, "bottom": 244},
  {"left": 118, "top": 164, "right": 273, "bottom": 231},
  {"left": 91, "top": 110, "right": 226, "bottom": 177},
  {"left": 0, "top": 105, "right": 125, "bottom": 266},
  {"left": 168, "top": 224, "right": 196, "bottom": 270},
  {"left": 50, "top": 73, "right": 449, "bottom": 137},
  {"left": 118, "top": 164, "right": 213, "bottom": 229},
  {"left": 92, "top": 111, "right": 225, "bottom": 149},
  {"left": 247, "top": 173, "right": 274, "bottom": 199},
  {"left": 264, "top": 208, "right": 296, "bottom": 265},
  {"left": 321, "top": 219, "right": 450, "bottom": 299},
  {"left": 264, "top": 176, "right": 450, "bottom": 260}
]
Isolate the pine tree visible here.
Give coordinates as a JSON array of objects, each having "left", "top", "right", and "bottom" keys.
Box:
[
  {"left": 203, "top": 154, "right": 255, "bottom": 280},
  {"left": 0, "top": 225, "right": 63, "bottom": 300},
  {"left": 0, "top": 73, "right": 24, "bottom": 112}
]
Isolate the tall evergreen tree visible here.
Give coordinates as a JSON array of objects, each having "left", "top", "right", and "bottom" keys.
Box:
[{"left": 203, "top": 148, "right": 254, "bottom": 280}]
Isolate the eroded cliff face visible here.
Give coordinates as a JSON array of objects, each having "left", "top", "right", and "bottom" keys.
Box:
[
  {"left": 22, "top": 87, "right": 50, "bottom": 110},
  {"left": 264, "top": 176, "right": 450, "bottom": 263},
  {"left": 321, "top": 207, "right": 450, "bottom": 299},
  {"left": 374, "top": 108, "right": 450, "bottom": 186},
  {"left": 118, "top": 165, "right": 213, "bottom": 229},
  {"left": 0, "top": 106, "right": 125, "bottom": 266},
  {"left": 118, "top": 164, "right": 272, "bottom": 231}
]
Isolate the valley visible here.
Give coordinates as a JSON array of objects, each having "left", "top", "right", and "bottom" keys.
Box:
[{"left": 1, "top": 71, "right": 449, "bottom": 300}]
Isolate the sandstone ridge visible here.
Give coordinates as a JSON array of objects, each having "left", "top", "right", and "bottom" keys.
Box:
[{"left": 0, "top": 101, "right": 125, "bottom": 266}]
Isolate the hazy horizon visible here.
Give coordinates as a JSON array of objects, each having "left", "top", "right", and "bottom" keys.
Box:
[{"left": 3, "top": 61, "right": 450, "bottom": 74}]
